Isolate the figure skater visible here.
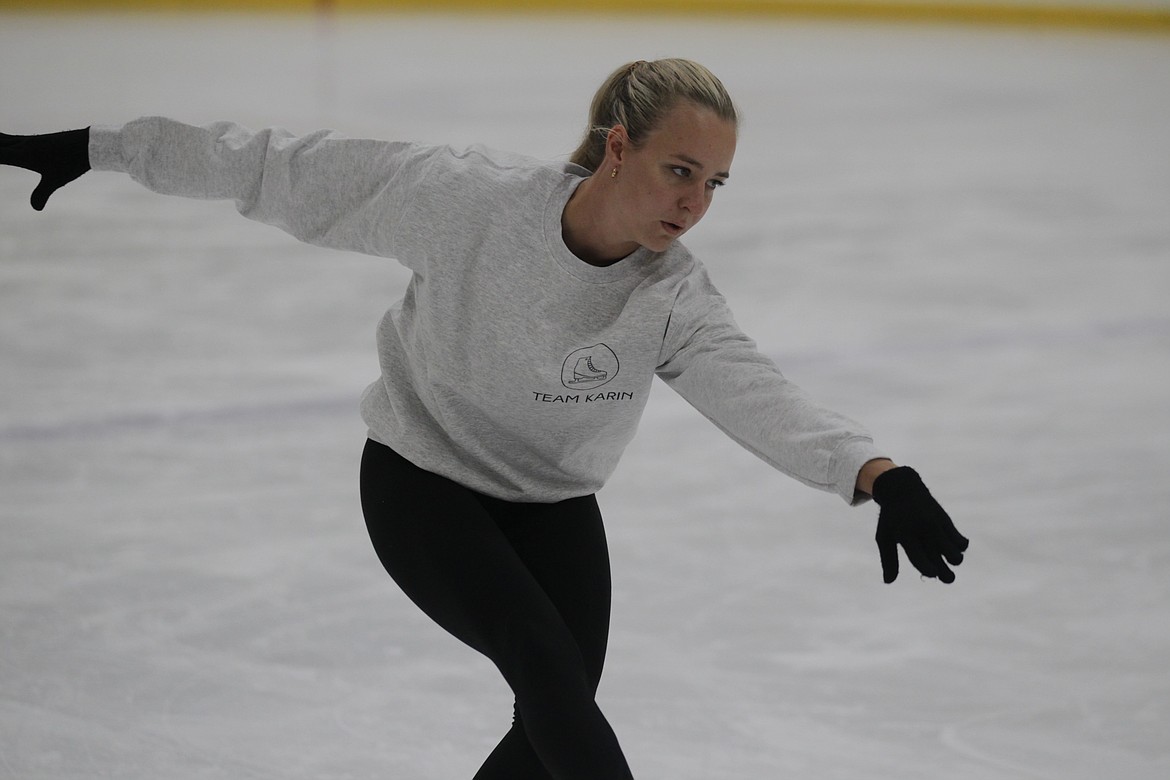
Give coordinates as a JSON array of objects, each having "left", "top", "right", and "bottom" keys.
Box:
[{"left": 1, "top": 58, "right": 967, "bottom": 780}]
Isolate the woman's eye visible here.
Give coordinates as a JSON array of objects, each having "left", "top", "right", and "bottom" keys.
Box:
[{"left": 672, "top": 165, "right": 724, "bottom": 190}]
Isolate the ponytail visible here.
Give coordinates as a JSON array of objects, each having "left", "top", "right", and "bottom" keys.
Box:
[{"left": 569, "top": 58, "right": 738, "bottom": 173}]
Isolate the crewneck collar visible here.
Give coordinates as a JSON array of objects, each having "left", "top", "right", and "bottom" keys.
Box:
[{"left": 545, "top": 172, "right": 654, "bottom": 284}]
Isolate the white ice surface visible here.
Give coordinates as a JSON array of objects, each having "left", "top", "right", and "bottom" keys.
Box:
[{"left": 1, "top": 11, "right": 1168, "bottom": 780}]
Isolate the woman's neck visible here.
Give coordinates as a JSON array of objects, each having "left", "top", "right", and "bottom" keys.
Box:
[{"left": 561, "top": 174, "right": 638, "bottom": 266}]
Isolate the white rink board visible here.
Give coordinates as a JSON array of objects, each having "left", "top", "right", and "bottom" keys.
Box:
[{"left": 1, "top": 13, "right": 1169, "bottom": 780}]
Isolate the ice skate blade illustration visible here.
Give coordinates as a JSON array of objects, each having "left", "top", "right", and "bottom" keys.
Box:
[{"left": 568, "top": 356, "right": 607, "bottom": 385}]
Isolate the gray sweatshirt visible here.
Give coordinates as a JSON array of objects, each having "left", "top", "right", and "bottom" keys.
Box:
[{"left": 89, "top": 117, "right": 884, "bottom": 504}]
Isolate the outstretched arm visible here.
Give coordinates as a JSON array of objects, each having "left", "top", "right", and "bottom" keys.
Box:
[
  {"left": 0, "top": 128, "right": 91, "bottom": 210},
  {"left": 657, "top": 265, "right": 969, "bottom": 585},
  {"left": 5, "top": 117, "right": 435, "bottom": 259},
  {"left": 85, "top": 117, "right": 428, "bottom": 256}
]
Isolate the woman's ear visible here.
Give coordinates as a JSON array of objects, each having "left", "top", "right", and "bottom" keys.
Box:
[{"left": 605, "top": 125, "right": 629, "bottom": 166}]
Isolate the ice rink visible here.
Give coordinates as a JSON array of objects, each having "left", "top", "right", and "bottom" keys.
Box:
[{"left": 2, "top": 9, "right": 1169, "bottom": 779}]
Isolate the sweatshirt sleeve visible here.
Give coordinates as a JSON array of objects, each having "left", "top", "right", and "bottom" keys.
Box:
[
  {"left": 88, "top": 116, "right": 433, "bottom": 259},
  {"left": 656, "top": 262, "right": 885, "bottom": 505}
]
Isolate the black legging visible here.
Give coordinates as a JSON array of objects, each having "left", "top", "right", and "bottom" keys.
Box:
[{"left": 360, "top": 439, "right": 635, "bottom": 780}]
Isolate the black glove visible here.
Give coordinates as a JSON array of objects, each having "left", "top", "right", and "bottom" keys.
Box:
[
  {"left": 872, "top": 466, "right": 968, "bottom": 584},
  {"left": 0, "top": 128, "right": 91, "bottom": 211}
]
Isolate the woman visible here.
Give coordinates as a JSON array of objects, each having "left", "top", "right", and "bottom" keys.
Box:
[{"left": 2, "top": 58, "right": 966, "bottom": 780}]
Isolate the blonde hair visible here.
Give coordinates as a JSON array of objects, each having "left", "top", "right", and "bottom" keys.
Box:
[{"left": 569, "top": 58, "right": 738, "bottom": 173}]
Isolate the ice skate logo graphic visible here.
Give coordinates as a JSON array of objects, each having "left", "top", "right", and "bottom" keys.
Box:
[{"left": 561, "top": 344, "right": 620, "bottom": 391}]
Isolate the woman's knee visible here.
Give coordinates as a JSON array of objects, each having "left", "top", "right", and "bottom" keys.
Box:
[{"left": 491, "top": 611, "right": 593, "bottom": 702}]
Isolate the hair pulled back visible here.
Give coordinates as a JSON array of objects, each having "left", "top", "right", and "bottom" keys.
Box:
[{"left": 569, "top": 58, "right": 738, "bottom": 173}]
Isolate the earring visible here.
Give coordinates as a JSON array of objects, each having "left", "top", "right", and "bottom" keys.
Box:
[{"left": 610, "top": 167, "right": 618, "bottom": 178}]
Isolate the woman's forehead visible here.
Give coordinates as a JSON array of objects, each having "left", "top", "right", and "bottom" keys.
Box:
[{"left": 645, "top": 103, "right": 737, "bottom": 170}]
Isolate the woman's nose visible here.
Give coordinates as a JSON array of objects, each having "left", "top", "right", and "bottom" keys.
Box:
[{"left": 681, "top": 184, "right": 707, "bottom": 215}]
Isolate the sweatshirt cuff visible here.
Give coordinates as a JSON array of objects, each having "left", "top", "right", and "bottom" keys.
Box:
[
  {"left": 88, "top": 124, "right": 128, "bottom": 173},
  {"left": 828, "top": 436, "right": 888, "bottom": 506}
]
